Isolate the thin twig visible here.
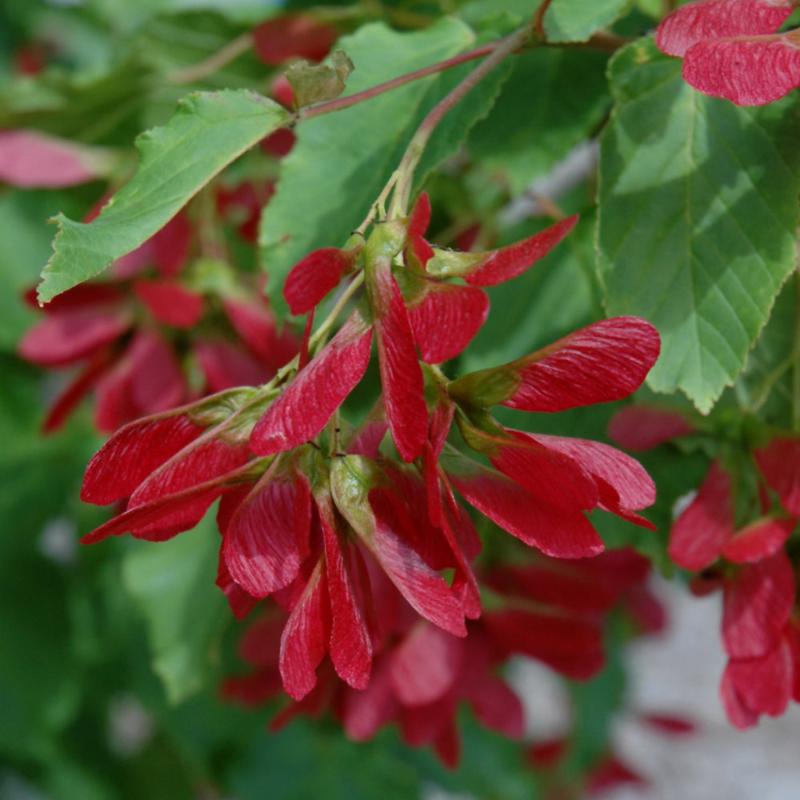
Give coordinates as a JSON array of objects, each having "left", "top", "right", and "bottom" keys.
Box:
[
  {"left": 533, "top": 0, "right": 554, "bottom": 40},
  {"left": 308, "top": 272, "right": 366, "bottom": 352},
  {"left": 299, "top": 40, "right": 499, "bottom": 121},
  {"left": 168, "top": 32, "right": 254, "bottom": 85},
  {"left": 389, "top": 25, "right": 532, "bottom": 215}
]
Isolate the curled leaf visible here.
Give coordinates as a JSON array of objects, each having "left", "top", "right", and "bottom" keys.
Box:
[{"left": 286, "top": 50, "right": 354, "bottom": 108}]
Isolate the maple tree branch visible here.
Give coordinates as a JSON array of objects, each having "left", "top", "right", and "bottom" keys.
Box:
[
  {"left": 168, "top": 32, "right": 254, "bottom": 85},
  {"left": 533, "top": 0, "right": 554, "bottom": 40},
  {"left": 389, "top": 24, "right": 532, "bottom": 215},
  {"left": 298, "top": 39, "right": 500, "bottom": 121}
]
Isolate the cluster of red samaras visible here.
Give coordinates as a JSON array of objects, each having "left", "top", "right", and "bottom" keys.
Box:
[
  {"left": 222, "top": 547, "right": 667, "bottom": 767},
  {"left": 11, "top": 12, "right": 342, "bottom": 431},
  {"left": 18, "top": 194, "right": 297, "bottom": 433},
  {"left": 656, "top": 0, "right": 800, "bottom": 105},
  {"left": 75, "top": 193, "right": 663, "bottom": 762},
  {"left": 611, "top": 406, "right": 800, "bottom": 728}
]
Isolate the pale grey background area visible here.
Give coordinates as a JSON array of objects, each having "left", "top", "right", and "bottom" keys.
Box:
[{"left": 508, "top": 579, "right": 800, "bottom": 800}]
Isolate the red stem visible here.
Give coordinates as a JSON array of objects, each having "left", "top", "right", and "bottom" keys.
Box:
[
  {"left": 298, "top": 40, "right": 498, "bottom": 121},
  {"left": 299, "top": 30, "right": 628, "bottom": 123}
]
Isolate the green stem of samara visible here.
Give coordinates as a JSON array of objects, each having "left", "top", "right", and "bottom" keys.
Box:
[
  {"left": 299, "top": 39, "right": 500, "bottom": 122},
  {"left": 308, "top": 272, "right": 366, "bottom": 351}
]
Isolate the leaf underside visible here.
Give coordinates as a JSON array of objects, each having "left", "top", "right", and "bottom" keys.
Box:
[
  {"left": 38, "top": 89, "right": 289, "bottom": 303},
  {"left": 597, "top": 39, "right": 800, "bottom": 413}
]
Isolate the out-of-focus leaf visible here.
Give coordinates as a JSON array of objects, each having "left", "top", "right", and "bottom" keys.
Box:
[
  {"left": 544, "top": 0, "right": 632, "bottom": 42},
  {"left": 0, "top": 191, "right": 83, "bottom": 350},
  {"left": 459, "top": 0, "right": 545, "bottom": 28},
  {"left": 38, "top": 89, "right": 289, "bottom": 303},
  {"left": 0, "top": 56, "right": 157, "bottom": 145},
  {"left": 0, "top": 358, "right": 100, "bottom": 760},
  {"left": 122, "top": 509, "right": 228, "bottom": 704},
  {"left": 565, "top": 621, "right": 627, "bottom": 776},
  {"left": 470, "top": 48, "right": 610, "bottom": 195},
  {"left": 260, "top": 19, "right": 511, "bottom": 318},
  {"left": 735, "top": 279, "right": 798, "bottom": 428},
  {"left": 228, "top": 722, "right": 422, "bottom": 800},
  {"left": 598, "top": 38, "right": 800, "bottom": 413},
  {"left": 286, "top": 50, "right": 354, "bottom": 107},
  {"left": 133, "top": 11, "right": 265, "bottom": 87}
]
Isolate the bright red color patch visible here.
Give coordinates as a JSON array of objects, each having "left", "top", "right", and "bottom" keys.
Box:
[
  {"left": 656, "top": 0, "right": 794, "bottom": 57},
  {"left": 463, "top": 215, "right": 578, "bottom": 287},
  {"left": 755, "top": 435, "right": 800, "bottom": 515},
  {"left": 683, "top": 32, "right": 800, "bottom": 105},
  {"left": 81, "top": 410, "right": 205, "bottom": 504},
  {"left": 450, "top": 316, "right": 660, "bottom": 413},
  {"left": 406, "top": 282, "right": 489, "bottom": 364},
  {"left": 367, "top": 260, "right": 427, "bottom": 462},
  {"left": 279, "top": 561, "right": 329, "bottom": 700},
  {"left": 0, "top": 130, "right": 106, "bottom": 187},
  {"left": 669, "top": 461, "right": 734, "bottom": 570},
  {"left": 224, "top": 474, "right": 310, "bottom": 597},
  {"left": 722, "top": 551, "right": 795, "bottom": 658},
  {"left": 608, "top": 405, "right": 694, "bottom": 451},
  {"left": 133, "top": 279, "right": 204, "bottom": 328},
  {"left": 252, "top": 14, "right": 338, "bottom": 65},
  {"left": 250, "top": 312, "right": 373, "bottom": 455},
  {"left": 283, "top": 248, "right": 355, "bottom": 315},
  {"left": 19, "top": 307, "right": 130, "bottom": 367}
]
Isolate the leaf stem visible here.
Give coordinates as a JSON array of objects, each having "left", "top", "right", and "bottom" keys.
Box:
[
  {"left": 168, "top": 32, "right": 254, "bottom": 85},
  {"left": 356, "top": 170, "right": 400, "bottom": 234},
  {"left": 389, "top": 25, "right": 532, "bottom": 216},
  {"left": 308, "top": 272, "right": 366, "bottom": 352},
  {"left": 299, "top": 39, "right": 500, "bottom": 121}
]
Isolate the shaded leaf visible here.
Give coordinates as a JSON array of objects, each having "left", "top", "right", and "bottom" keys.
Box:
[
  {"left": 598, "top": 39, "right": 800, "bottom": 412},
  {"left": 39, "top": 90, "right": 289, "bottom": 302},
  {"left": 287, "top": 50, "right": 354, "bottom": 108},
  {"left": 122, "top": 509, "right": 228, "bottom": 703},
  {"left": 544, "top": 0, "right": 632, "bottom": 43}
]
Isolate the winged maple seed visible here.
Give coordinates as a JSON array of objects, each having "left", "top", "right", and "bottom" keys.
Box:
[
  {"left": 610, "top": 406, "right": 800, "bottom": 727},
  {"left": 77, "top": 189, "right": 662, "bottom": 718},
  {"left": 17, "top": 193, "right": 298, "bottom": 433},
  {"left": 221, "top": 548, "right": 664, "bottom": 765},
  {"left": 656, "top": 0, "right": 800, "bottom": 105}
]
